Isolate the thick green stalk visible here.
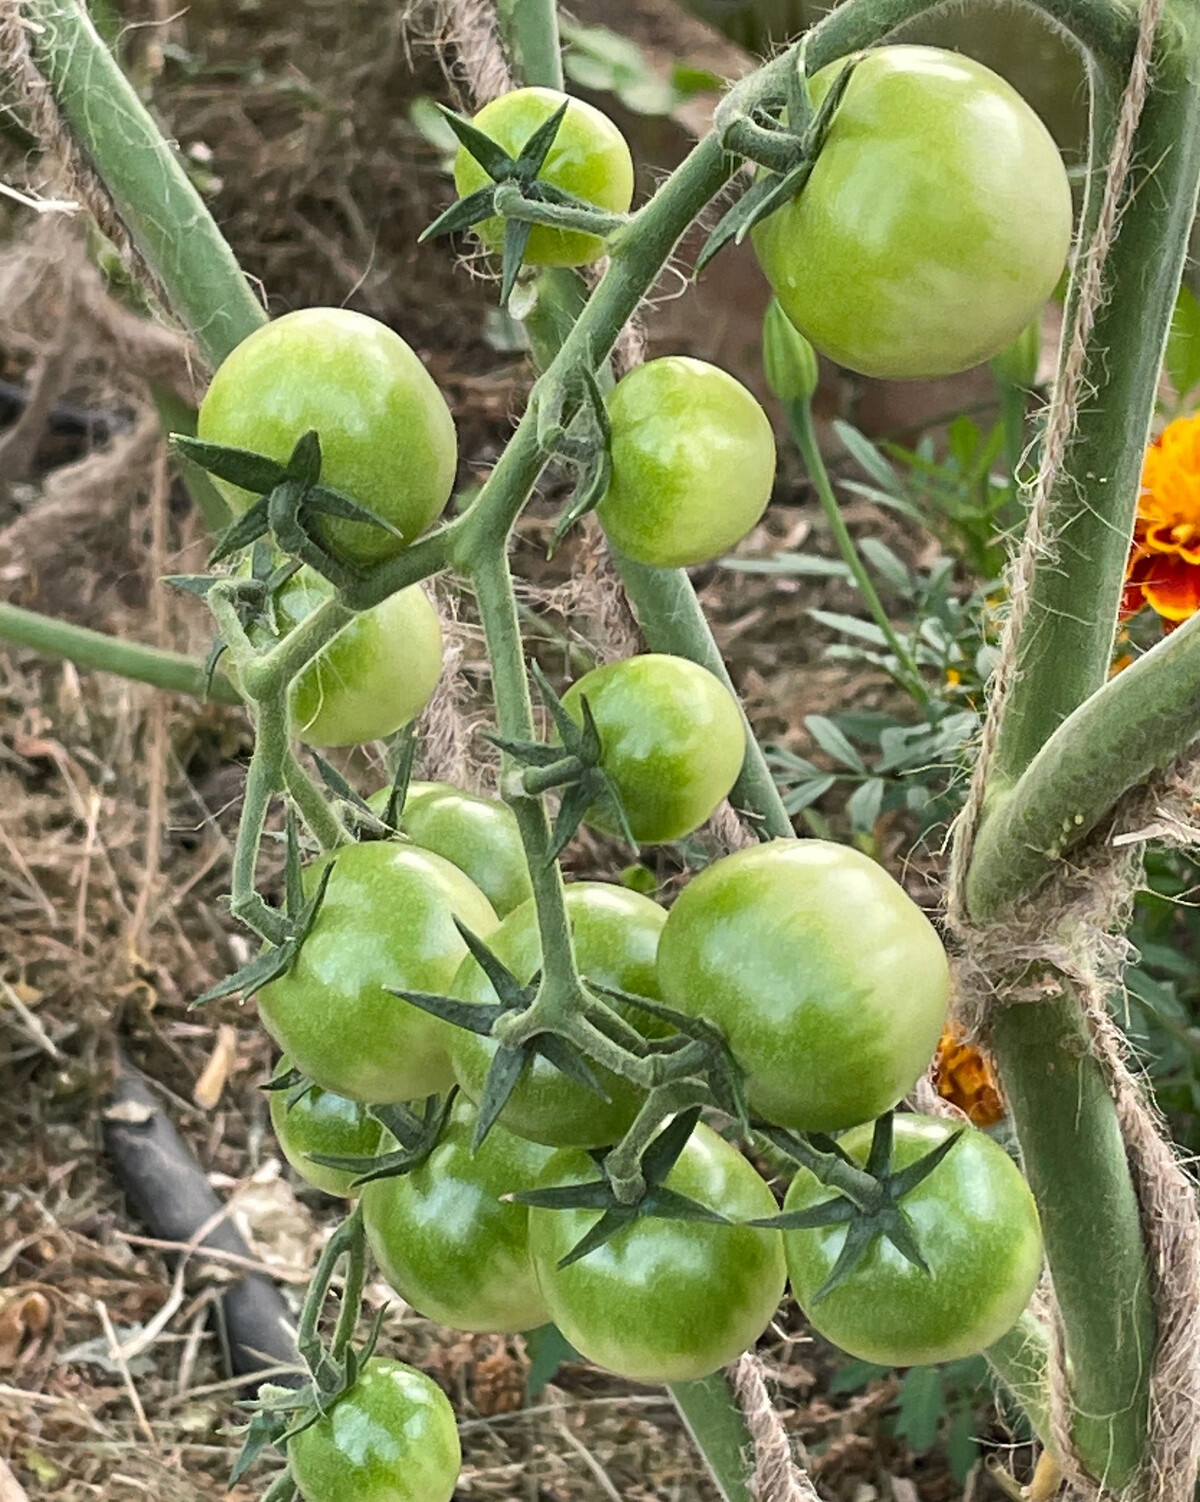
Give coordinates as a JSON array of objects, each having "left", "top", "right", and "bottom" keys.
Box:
[
  {"left": 964, "top": 17, "right": 1200, "bottom": 1487},
  {"left": 669, "top": 1373, "right": 757, "bottom": 1502},
  {"left": 0, "top": 600, "right": 240, "bottom": 704},
  {"left": 493, "top": 0, "right": 563, "bottom": 91},
  {"left": 986, "top": 1311, "right": 1054, "bottom": 1453},
  {"left": 21, "top": 0, "right": 266, "bottom": 367},
  {"left": 968, "top": 608, "right": 1200, "bottom": 916}
]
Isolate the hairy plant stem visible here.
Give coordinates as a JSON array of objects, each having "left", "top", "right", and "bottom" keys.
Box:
[
  {"left": 283, "top": 752, "right": 346, "bottom": 852},
  {"left": 788, "top": 399, "right": 926, "bottom": 702},
  {"left": 493, "top": 0, "right": 563, "bottom": 92},
  {"left": 604, "top": 1078, "right": 711, "bottom": 1203},
  {"left": 0, "top": 600, "right": 240, "bottom": 704},
  {"left": 986, "top": 1310, "right": 1054, "bottom": 1453},
  {"left": 296, "top": 1204, "right": 363, "bottom": 1372}
]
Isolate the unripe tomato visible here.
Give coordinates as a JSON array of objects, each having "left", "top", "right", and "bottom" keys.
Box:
[
  {"left": 751, "top": 46, "right": 1073, "bottom": 380},
  {"left": 453, "top": 87, "right": 634, "bottom": 268},
  {"left": 598, "top": 357, "right": 776, "bottom": 568},
  {"left": 367, "top": 781, "right": 533, "bottom": 916},
  {"left": 656, "top": 840, "right": 949, "bottom": 1132},
  {"left": 784, "top": 1115, "right": 1043, "bottom": 1366},
  {"left": 274, "top": 567, "right": 443, "bottom": 748},
  {"left": 287, "top": 1357, "right": 460, "bottom": 1502},
  {"left": 197, "top": 308, "right": 457, "bottom": 568},
  {"left": 561, "top": 654, "right": 746, "bottom": 843},
  {"left": 361, "top": 1096, "right": 552, "bottom": 1333},
  {"left": 269, "top": 1055, "right": 382, "bottom": 1198},
  {"left": 449, "top": 882, "right": 669, "bottom": 1147},
  {"left": 528, "top": 1122, "right": 785, "bottom": 1383},
  {"left": 258, "top": 842, "right": 497, "bottom": 1104}
]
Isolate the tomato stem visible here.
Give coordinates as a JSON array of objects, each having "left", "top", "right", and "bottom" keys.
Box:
[{"left": 493, "top": 0, "right": 564, "bottom": 93}]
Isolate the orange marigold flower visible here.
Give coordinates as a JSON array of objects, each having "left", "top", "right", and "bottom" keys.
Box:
[
  {"left": 1123, "top": 412, "right": 1200, "bottom": 626},
  {"left": 931, "top": 1023, "right": 1005, "bottom": 1127}
]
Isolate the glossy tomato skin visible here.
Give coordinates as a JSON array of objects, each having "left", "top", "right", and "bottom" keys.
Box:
[
  {"left": 657, "top": 840, "right": 949, "bottom": 1132},
  {"left": 598, "top": 357, "right": 776, "bottom": 568},
  {"left": 361, "top": 1096, "right": 552, "bottom": 1332},
  {"left": 751, "top": 46, "right": 1072, "bottom": 380},
  {"left": 449, "top": 882, "right": 669, "bottom": 1147},
  {"left": 784, "top": 1115, "right": 1043, "bottom": 1366},
  {"left": 366, "top": 782, "right": 533, "bottom": 917},
  {"left": 561, "top": 655, "right": 745, "bottom": 844},
  {"left": 269, "top": 1056, "right": 383, "bottom": 1198},
  {"left": 258, "top": 842, "right": 497, "bottom": 1104},
  {"left": 275, "top": 567, "right": 443, "bottom": 748},
  {"left": 453, "top": 87, "right": 634, "bottom": 268},
  {"left": 528, "top": 1122, "right": 785, "bottom": 1383},
  {"left": 287, "top": 1357, "right": 460, "bottom": 1502},
  {"left": 197, "top": 308, "right": 457, "bottom": 568}
]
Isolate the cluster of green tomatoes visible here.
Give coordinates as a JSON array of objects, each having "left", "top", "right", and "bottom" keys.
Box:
[{"left": 196, "top": 43, "right": 1073, "bottom": 1502}]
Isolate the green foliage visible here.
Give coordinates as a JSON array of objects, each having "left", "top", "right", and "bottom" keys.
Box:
[
  {"left": 1166, "top": 283, "right": 1200, "bottom": 411},
  {"left": 560, "top": 23, "right": 722, "bottom": 116}
]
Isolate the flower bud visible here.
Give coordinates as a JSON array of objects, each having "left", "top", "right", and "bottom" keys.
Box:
[
  {"left": 762, "top": 297, "right": 820, "bottom": 405},
  {"left": 989, "top": 316, "right": 1041, "bottom": 390}
]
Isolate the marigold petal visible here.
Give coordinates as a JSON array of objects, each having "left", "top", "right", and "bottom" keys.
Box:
[{"left": 1140, "top": 554, "right": 1200, "bottom": 623}]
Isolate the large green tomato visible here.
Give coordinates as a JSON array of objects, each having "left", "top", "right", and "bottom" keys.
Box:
[
  {"left": 257, "top": 842, "right": 497, "bottom": 1104},
  {"left": 361, "top": 1096, "right": 552, "bottom": 1333},
  {"left": 656, "top": 840, "right": 949, "bottom": 1132},
  {"left": 448, "top": 882, "right": 668, "bottom": 1147},
  {"left": 597, "top": 357, "right": 776, "bottom": 568},
  {"left": 269, "top": 1055, "right": 382, "bottom": 1198},
  {"left": 561, "top": 654, "right": 746, "bottom": 844},
  {"left": 784, "top": 1115, "right": 1043, "bottom": 1366},
  {"left": 453, "top": 87, "right": 634, "bottom": 268},
  {"left": 528, "top": 1122, "right": 785, "bottom": 1383},
  {"left": 287, "top": 1358, "right": 460, "bottom": 1502},
  {"left": 751, "top": 46, "right": 1072, "bottom": 380},
  {"left": 197, "top": 308, "right": 457, "bottom": 568},
  {"left": 274, "top": 567, "right": 443, "bottom": 748},
  {"left": 366, "top": 782, "right": 532, "bottom": 916}
]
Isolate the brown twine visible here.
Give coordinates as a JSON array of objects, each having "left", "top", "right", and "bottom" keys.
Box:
[
  {"left": 945, "top": 2, "right": 1200, "bottom": 1498},
  {"left": 730, "top": 1354, "right": 821, "bottom": 1502},
  {"left": 0, "top": 1, "right": 162, "bottom": 295}
]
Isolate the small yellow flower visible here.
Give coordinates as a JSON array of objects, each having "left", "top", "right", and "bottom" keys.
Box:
[
  {"left": 1123, "top": 411, "right": 1200, "bottom": 626},
  {"left": 944, "top": 667, "right": 962, "bottom": 687},
  {"left": 932, "top": 1023, "right": 1005, "bottom": 1127}
]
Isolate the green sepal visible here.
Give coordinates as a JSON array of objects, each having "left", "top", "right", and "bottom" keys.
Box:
[
  {"left": 474, "top": 1041, "right": 533, "bottom": 1148},
  {"left": 259, "top": 1471, "right": 299, "bottom": 1502},
  {"left": 455, "top": 916, "right": 534, "bottom": 1011},
  {"left": 229, "top": 1404, "right": 293, "bottom": 1483},
  {"left": 500, "top": 216, "right": 534, "bottom": 306},
  {"left": 512, "top": 100, "right": 569, "bottom": 185},
  {"left": 309, "top": 753, "right": 379, "bottom": 823},
  {"left": 641, "top": 1184, "right": 729, "bottom": 1225},
  {"left": 201, "top": 636, "right": 229, "bottom": 701},
  {"left": 285, "top": 429, "right": 322, "bottom": 489},
  {"left": 511, "top": 1179, "right": 617, "bottom": 1213},
  {"left": 480, "top": 730, "right": 567, "bottom": 768},
  {"left": 192, "top": 864, "right": 333, "bottom": 1006},
  {"left": 866, "top": 1110, "right": 894, "bottom": 1178},
  {"left": 259, "top": 1064, "right": 307, "bottom": 1095},
  {"left": 556, "top": 1205, "right": 637, "bottom": 1268},
  {"left": 381, "top": 726, "right": 418, "bottom": 829},
  {"left": 389, "top": 986, "right": 509, "bottom": 1036},
  {"left": 747, "top": 1197, "right": 856, "bottom": 1232},
  {"left": 208, "top": 493, "right": 272, "bottom": 565},
  {"left": 309, "top": 1093, "right": 456, "bottom": 1186},
  {"left": 419, "top": 183, "right": 501, "bottom": 243},
  {"left": 435, "top": 103, "right": 516, "bottom": 182},
  {"left": 813, "top": 1209, "right": 879, "bottom": 1301},
  {"left": 171, "top": 433, "right": 287, "bottom": 495},
  {"left": 886, "top": 1127, "right": 964, "bottom": 1199},
  {"left": 284, "top": 809, "right": 305, "bottom": 917},
  {"left": 640, "top": 1105, "right": 702, "bottom": 1185}
]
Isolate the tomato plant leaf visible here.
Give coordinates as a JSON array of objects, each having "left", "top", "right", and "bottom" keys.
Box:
[
  {"left": 260, "top": 1064, "right": 307, "bottom": 1094},
  {"left": 524, "top": 1324, "right": 579, "bottom": 1399},
  {"left": 895, "top": 1364, "right": 944, "bottom": 1453},
  {"left": 805, "top": 714, "right": 867, "bottom": 773},
  {"left": 1167, "top": 283, "right": 1200, "bottom": 401},
  {"left": 435, "top": 104, "right": 515, "bottom": 180}
]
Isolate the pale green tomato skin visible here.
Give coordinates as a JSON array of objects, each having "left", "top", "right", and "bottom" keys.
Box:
[
  {"left": 287, "top": 1358, "right": 460, "bottom": 1502},
  {"left": 257, "top": 842, "right": 498, "bottom": 1104},
  {"left": 528, "top": 1123, "right": 786, "bottom": 1383},
  {"left": 272, "top": 567, "right": 443, "bottom": 748},
  {"left": 361, "top": 1097, "right": 552, "bottom": 1333},
  {"left": 597, "top": 357, "right": 776, "bottom": 567},
  {"left": 269, "top": 1055, "right": 383, "bottom": 1198},
  {"left": 561, "top": 654, "right": 746, "bottom": 843},
  {"left": 784, "top": 1116, "right": 1044, "bottom": 1366},
  {"left": 449, "top": 882, "right": 669, "bottom": 1147},
  {"left": 453, "top": 87, "right": 634, "bottom": 268},
  {"left": 656, "top": 839, "right": 950, "bottom": 1132},
  {"left": 751, "top": 46, "right": 1073, "bottom": 380},
  {"left": 197, "top": 308, "right": 457, "bottom": 568},
  {"left": 366, "top": 782, "right": 533, "bottom": 916}
]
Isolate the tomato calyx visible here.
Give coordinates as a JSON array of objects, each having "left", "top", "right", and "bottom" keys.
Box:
[
  {"left": 171, "top": 428, "right": 402, "bottom": 590},
  {"left": 422, "top": 101, "right": 628, "bottom": 303},
  {"left": 698, "top": 46, "right": 859, "bottom": 273},
  {"left": 390, "top": 917, "right": 609, "bottom": 1148},
  {"left": 486, "top": 662, "right": 637, "bottom": 859},
  {"left": 306, "top": 1092, "right": 457, "bottom": 1188},
  {"left": 751, "top": 1112, "right": 965, "bottom": 1301},
  {"left": 512, "top": 1106, "right": 731, "bottom": 1267}
]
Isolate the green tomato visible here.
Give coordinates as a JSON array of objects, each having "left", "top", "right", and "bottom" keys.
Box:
[
  {"left": 784, "top": 1115, "right": 1043, "bottom": 1366},
  {"left": 751, "top": 46, "right": 1072, "bottom": 380},
  {"left": 453, "top": 87, "right": 634, "bottom": 268},
  {"left": 197, "top": 308, "right": 457, "bottom": 568},
  {"left": 597, "top": 357, "right": 776, "bottom": 568},
  {"left": 367, "top": 781, "right": 533, "bottom": 916},
  {"left": 273, "top": 566, "right": 443, "bottom": 749},
  {"left": 561, "top": 654, "right": 746, "bottom": 844},
  {"left": 449, "top": 882, "right": 669, "bottom": 1147},
  {"left": 257, "top": 841, "right": 497, "bottom": 1104},
  {"left": 269, "top": 1055, "right": 382, "bottom": 1198},
  {"left": 656, "top": 840, "right": 949, "bottom": 1132},
  {"left": 361, "top": 1095, "right": 552, "bottom": 1333},
  {"left": 528, "top": 1122, "right": 785, "bottom": 1383},
  {"left": 288, "top": 1357, "right": 460, "bottom": 1502}
]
